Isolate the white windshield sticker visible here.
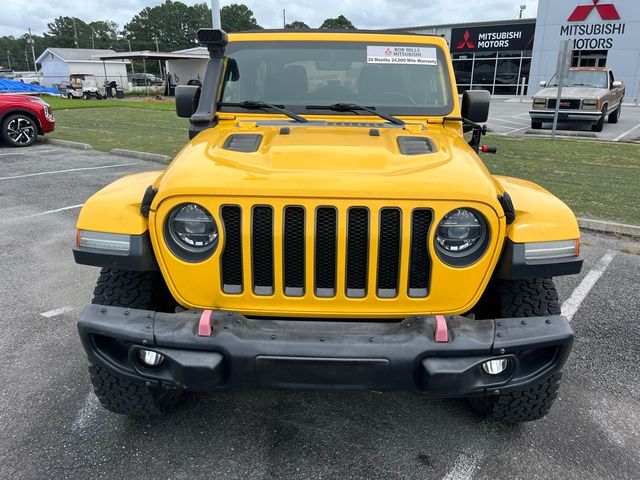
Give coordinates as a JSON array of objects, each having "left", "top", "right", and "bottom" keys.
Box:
[{"left": 367, "top": 46, "right": 438, "bottom": 65}]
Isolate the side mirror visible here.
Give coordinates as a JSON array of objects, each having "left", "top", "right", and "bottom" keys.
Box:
[
  {"left": 612, "top": 81, "right": 622, "bottom": 88},
  {"left": 175, "top": 85, "right": 201, "bottom": 118},
  {"left": 539, "top": 80, "right": 547, "bottom": 87},
  {"left": 461, "top": 90, "right": 490, "bottom": 123}
]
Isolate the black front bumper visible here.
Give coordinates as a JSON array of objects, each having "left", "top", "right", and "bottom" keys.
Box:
[{"left": 77, "top": 305, "right": 573, "bottom": 397}]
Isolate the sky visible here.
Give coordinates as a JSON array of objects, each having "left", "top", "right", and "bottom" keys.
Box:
[{"left": 1, "top": 0, "right": 539, "bottom": 38}]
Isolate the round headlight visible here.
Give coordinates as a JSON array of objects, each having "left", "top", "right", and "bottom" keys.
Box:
[
  {"left": 435, "top": 209, "right": 489, "bottom": 267},
  {"left": 165, "top": 203, "right": 218, "bottom": 262}
]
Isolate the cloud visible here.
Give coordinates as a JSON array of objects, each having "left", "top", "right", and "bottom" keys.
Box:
[{"left": 1, "top": 0, "right": 538, "bottom": 37}]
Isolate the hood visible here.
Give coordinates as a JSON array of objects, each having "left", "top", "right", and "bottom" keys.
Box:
[
  {"left": 153, "top": 119, "right": 501, "bottom": 209},
  {"left": 536, "top": 86, "right": 608, "bottom": 99}
]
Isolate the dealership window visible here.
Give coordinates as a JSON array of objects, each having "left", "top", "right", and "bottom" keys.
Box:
[
  {"left": 453, "top": 50, "right": 532, "bottom": 95},
  {"left": 572, "top": 50, "right": 608, "bottom": 68}
]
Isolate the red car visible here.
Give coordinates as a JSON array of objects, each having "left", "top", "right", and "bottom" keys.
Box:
[{"left": 0, "top": 94, "right": 55, "bottom": 147}]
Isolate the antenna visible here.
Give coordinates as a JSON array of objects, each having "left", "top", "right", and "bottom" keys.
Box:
[{"left": 211, "top": 0, "right": 221, "bottom": 29}]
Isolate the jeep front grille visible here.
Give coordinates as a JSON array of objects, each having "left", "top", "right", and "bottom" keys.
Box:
[{"left": 220, "top": 204, "right": 433, "bottom": 300}]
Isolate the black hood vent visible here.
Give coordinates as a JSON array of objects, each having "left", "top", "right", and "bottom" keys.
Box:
[
  {"left": 397, "top": 136, "right": 435, "bottom": 155},
  {"left": 223, "top": 134, "right": 262, "bottom": 153}
]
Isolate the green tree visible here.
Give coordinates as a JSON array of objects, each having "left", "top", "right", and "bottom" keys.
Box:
[
  {"left": 44, "top": 16, "right": 92, "bottom": 48},
  {"left": 221, "top": 4, "right": 261, "bottom": 32},
  {"left": 320, "top": 15, "right": 356, "bottom": 30},
  {"left": 88, "top": 21, "right": 119, "bottom": 49},
  {"left": 123, "top": 1, "right": 212, "bottom": 52},
  {"left": 285, "top": 21, "right": 310, "bottom": 30}
]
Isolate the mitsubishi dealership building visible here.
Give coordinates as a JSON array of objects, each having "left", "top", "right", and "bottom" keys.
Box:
[{"left": 391, "top": 0, "right": 640, "bottom": 101}]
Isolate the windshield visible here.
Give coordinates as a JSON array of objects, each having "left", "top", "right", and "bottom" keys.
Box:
[
  {"left": 549, "top": 70, "right": 607, "bottom": 88},
  {"left": 220, "top": 41, "right": 454, "bottom": 116}
]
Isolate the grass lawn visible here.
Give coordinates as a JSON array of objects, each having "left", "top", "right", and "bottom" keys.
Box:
[
  {"left": 46, "top": 99, "right": 640, "bottom": 224},
  {"left": 48, "top": 98, "right": 188, "bottom": 157},
  {"left": 484, "top": 136, "right": 640, "bottom": 225}
]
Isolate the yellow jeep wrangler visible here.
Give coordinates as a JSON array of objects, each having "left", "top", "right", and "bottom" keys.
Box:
[{"left": 74, "top": 30, "right": 583, "bottom": 423}]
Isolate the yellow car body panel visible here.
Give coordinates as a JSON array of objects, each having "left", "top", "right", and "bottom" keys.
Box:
[
  {"left": 77, "top": 170, "right": 162, "bottom": 235},
  {"left": 495, "top": 176, "right": 580, "bottom": 243},
  {"left": 76, "top": 31, "right": 580, "bottom": 318}
]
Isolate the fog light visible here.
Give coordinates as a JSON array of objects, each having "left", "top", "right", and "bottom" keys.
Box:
[
  {"left": 138, "top": 349, "right": 164, "bottom": 367},
  {"left": 482, "top": 358, "right": 509, "bottom": 375}
]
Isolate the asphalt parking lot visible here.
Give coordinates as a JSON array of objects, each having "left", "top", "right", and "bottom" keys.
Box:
[
  {"left": 1, "top": 144, "right": 639, "bottom": 480},
  {"left": 488, "top": 98, "right": 640, "bottom": 142}
]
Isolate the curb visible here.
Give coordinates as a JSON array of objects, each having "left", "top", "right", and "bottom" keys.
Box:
[
  {"left": 578, "top": 218, "right": 640, "bottom": 239},
  {"left": 109, "top": 148, "right": 171, "bottom": 165},
  {"left": 42, "top": 138, "right": 93, "bottom": 150},
  {"left": 524, "top": 129, "right": 598, "bottom": 139}
]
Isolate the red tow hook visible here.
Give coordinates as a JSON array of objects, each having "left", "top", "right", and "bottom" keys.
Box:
[
  {"left": 481, "top": 145, "right": 497, "bottom": 154},
  {"left": 198, "top": 309, "right": 213, "bottom": 337},
  {"left": 435, "top": 315, "right": 449, "bottom": 343}
]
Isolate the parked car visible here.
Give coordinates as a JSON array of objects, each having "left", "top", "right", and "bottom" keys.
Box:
[
  {"left": 73, "top": 29, "right": 582, "bottom": 424},
  {"left": 0, "top": 94, "right": 55, "bottom": 147},
  {"left": 530, "top": 67, "right": 625, "bottom": 132},
  {"left": 131, "top": 73, "right": 163, "bottom": 86},
  {"left": 61, "top": 74, "right": 105, "bottom": 100},
  {"left": 17, "top": 73, "right": 41, "bottom": 85}
]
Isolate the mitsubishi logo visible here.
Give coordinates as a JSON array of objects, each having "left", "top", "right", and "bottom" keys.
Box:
[
  {"left": 568, "top": 0, "right": 620, "bottom": 22},
  {"left": 456, "top": 30, "right": 476, "bottom": 49}
]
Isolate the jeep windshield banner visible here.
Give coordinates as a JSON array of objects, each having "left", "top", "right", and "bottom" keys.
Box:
[
  {"left": 450, "top": 23, "right": 536, "bottom": 52},
  {"left": 367, "top": 46, "right": 438, "bottom": 65}
]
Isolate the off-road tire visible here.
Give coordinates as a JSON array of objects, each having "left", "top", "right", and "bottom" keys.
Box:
[
  {"left": 468, "top": 278, "right": 563, "bottom": 423},
  {"left": 608, "top": 103, "right": 621, "bottom": 124},
  {"left": 531, "top": 120, "right": 542, "bottom": 130},
  {"left": 87, "top": 268, "right": 182, "bottom": 416},
  {"left": 591, "top": 107, "right": 606, "bottom": 132},
  {"left": 468, "top": 373, "right": 562, "bottom": 424}
]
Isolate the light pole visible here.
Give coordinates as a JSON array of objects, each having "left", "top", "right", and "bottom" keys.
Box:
[
  {"left": 519, "top": 4, "right": 527, "bottom": 19},
  {"left": 91, "top": 29, "right": 95, "bottom": 50},
  {"left": 6, "top": 50, "right": 10, "bottom": 69},
  {"left": 27, "top": 28, "right": 39, "bottom": 82}
]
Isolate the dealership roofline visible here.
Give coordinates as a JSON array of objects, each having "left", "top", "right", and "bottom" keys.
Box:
[{"left": 382, "top": 17, "right": 537, "bottom": 32}]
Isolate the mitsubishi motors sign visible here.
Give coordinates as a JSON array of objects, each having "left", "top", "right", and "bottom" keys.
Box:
[
  {"left": 560, "top": 0, "right": 626, "bottom": 49},
  {"left": 450, "top": 23, "right": 536, "bottom": 52},
  {"left": 528, "top": 0, "right": 640, "bottom": 102}
]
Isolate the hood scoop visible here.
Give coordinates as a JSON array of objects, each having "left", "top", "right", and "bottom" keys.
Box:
[
  {"left": 223, "top": 134, "right": 262, "bottom": 152},
  {"left": 397, "top": 136, "right": 435, "bottom": 155}
]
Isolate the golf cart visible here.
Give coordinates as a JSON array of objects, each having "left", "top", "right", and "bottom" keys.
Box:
[{"left": 62, "top": 74, "right": 105, "bottom": 100}]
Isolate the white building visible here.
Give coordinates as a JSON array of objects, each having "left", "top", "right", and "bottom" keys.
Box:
[
  {"left": 528, "top": 0, "right": 640, "bottom": 102},
  {"left": 165, "top": 47, "right": 208, "bottom": 86},
  {"left": 35, "top": 48, "right": 130, "bottom": 88}
]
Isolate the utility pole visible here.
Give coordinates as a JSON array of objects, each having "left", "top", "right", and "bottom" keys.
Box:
[
  {"left": 72, "top": 18, "right": 79, "bottom": 48},
  {"left": 27, "top": 28, "right": 38, "bottom": 81},
  {"left": 127, "top": 39, "right": 135, "bottom": 75},
  {"left": 283, "top": 9, "right": 286, "bottom": 28},
  {"left": 91, "top": 30, "right": 95, "bottom": 50},
  {"left": 153, "top": 36, "right": 163, "bottom": 78},
  {"left": 24, "top": 51, "right": 30, "bottom": 71},
  {"left": 6, "top": 50, "right": 10, "bottom": 69}
]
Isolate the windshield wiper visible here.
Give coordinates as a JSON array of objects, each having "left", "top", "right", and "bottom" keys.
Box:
[
  {"left": 305, "top": 103, "right": 405, "bottom": 126},
  {"left": 219, "top": 100, "right": 308, "bottom": 123}
]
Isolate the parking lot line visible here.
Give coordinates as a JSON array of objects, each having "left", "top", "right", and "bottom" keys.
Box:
[
  {"left": 25, "top": 204, "right": 84, "bottom": 218},
  {"left": 561, "top": 250, "right": 616, "bottom": 321},
  {"left": 442, "top": 450, "right": 482, "bottom": 480},
  {"left": 488, "top": 117, "right": 529, "bottom": 127},
  {"left": 0, "top": 162, "right": 138, "bottom": 181},
  {"left": 612, "top": 122, "right": 640, "bottom": 142},
  {"left": 40, "top": 306, "right": 74, "bottom": 318}
]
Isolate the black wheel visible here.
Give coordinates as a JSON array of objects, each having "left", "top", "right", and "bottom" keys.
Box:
[
  {"left": 1, "top": 113, "right": 38, "bottom": 147},
  {"left": 531, "top": 120, "right": 543, "bottom": 130},
  {"left": 83, "top": 92, "right": 90, "bottom": 100},
  {"left": 87, "top": 268, "right": 181, "bottom": 416},
  {"left": 608, "top": 103, "right": 621, "bottom": 124},
  {"left": 468, "top": 278, "right": 563, "bottom": 424},
  {"left": 591, "top": 107, "right": 606, "bottom": 132},
  {"left": 66, "top": 92, "right": 74, "bottom": 99},
  {"left": 96, "top": 92, "right": 103, "bottom": 100}
]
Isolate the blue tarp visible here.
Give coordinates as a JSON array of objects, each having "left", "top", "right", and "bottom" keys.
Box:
[{"left": 0, "top": 79, "right": 60, "bottom": 95}]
